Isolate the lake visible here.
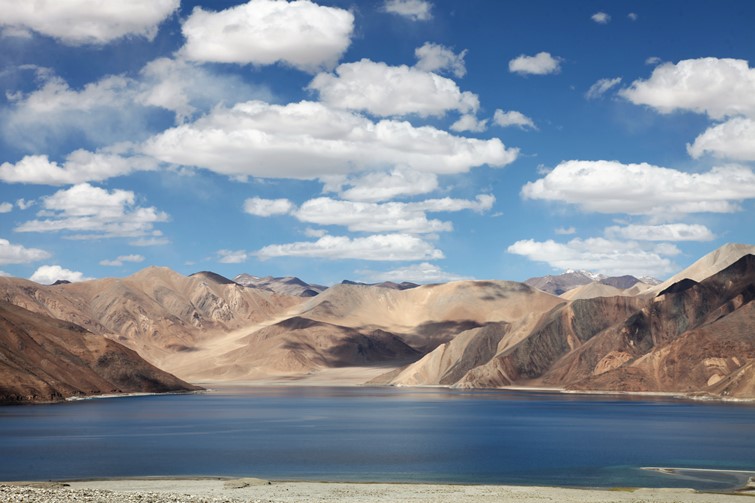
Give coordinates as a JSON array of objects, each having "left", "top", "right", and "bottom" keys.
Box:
[{"left": 1, "top": 386, "right": 754, "bottom": 490}]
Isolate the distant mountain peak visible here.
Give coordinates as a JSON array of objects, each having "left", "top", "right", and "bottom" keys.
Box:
[{"left": 234, "top": 273, "right": 327, "bottom": 297}]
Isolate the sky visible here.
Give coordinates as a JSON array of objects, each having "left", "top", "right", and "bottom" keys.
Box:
[{"left": 0, "top": 0, "right": 754, "bottom": 286}]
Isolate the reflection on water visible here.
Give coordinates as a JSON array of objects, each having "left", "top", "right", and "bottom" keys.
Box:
[{"left": 1, "top": 386, "right": 754, "bottom": 490}]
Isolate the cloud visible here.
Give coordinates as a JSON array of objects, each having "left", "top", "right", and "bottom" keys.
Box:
[
  {"left": 493, "top": 109, "right": 537, "bottom": 130},
  {"left": 645, "top": 56, "right": 662, "bottom": 66},
  {"left": 309, "top": 59, "right": 479, "bottom": 117},
  {"left": 414, "top": 42, "right": 467, "bottom": 78},
  {"left": 137, "top": 57, "right": 274, "bottom": 122},
  {"left": 591, "top": 12, "right": 611, "bottom": 24},
  {"left": 605, "top": 223, "right": 715, "bottom": 242},
  {"left": 508, "top": 52, "right": 561, "bottom": 76},
  {"left": 99, "top": 254, "right": 145, "bottom": 267},
  {"left": 2, "top": 74, "right": 149, "bottom": 149},
  {"left": 180, "top": 0, "right": 353, "bottom": 72},
  {"left": 450, "top": 114, "right": 488, "bottom": 132},
  {"left": 3, "top": 59, "right": 271, "bottom": 149},
  {"left": 688, "top": 117, "right": 755, "bottom": 161},
  {"left": 586, "top": 77, "right": 622, "bottom": 99},
  {"left": 243, "top": 197, "right": 296, "bottom": 216},
  {"left": 130, "top": 236, "right": 170, "bottom": 247},
  {"left": 257, "top": 233, "right": 444, "bottom": 261},
  {"left": 30, "top": 265, "right": 93, "bottom": 285},
  {"left": 142, "top": 100, "right": 517, "bottom": 180},
  {"left": 0, "top": 0, "right": 178, "bottom": 45},
  {"left": 0, "top": 202, "right": 12, "bottom": 213},
  {"left": 620, "top": 58, "right": 755, "bottom": 120},
  {"left": 291, "top": 194, "right": 494, "bottom": 234},
  {"left": 383, "top": 0, "right": 432, "bottom": 21},
  {"left": 15, "top": 183, "right": 169, "bottom": 239},
  {"left": 0, "top": 149, "right": 156, "bottom": 186},
  {"left": 628, "top": 13, "right": 638, "bottom": 21},
  {"left": 358, "top": 262, "right": 468, "bottom": 283},
  {"left": 0, "top": 238, "right": 51, "bottom": 265},
  {"left": 522, "top": 160, "right": 755, "bottom": 216},
  {"left": 217, "top": 249, "right": 248, "bottom": 264},
  {"left": 333, "top": 168, "right": 439, "bottom": 202},
  {"left": 16, "top": 199, "right": 33, "bottom": 210},
  {"left": 507, "top": 238, "right": 678, "bottom": 277}
]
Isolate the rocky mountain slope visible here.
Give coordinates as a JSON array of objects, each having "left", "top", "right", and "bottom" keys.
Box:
[
  {"left": 382, "top": 250, "right": 755, "bottom": 399},
  {"left": 0, "top": 302, "right": 199, "bottom": 404},
  {"left": 1, "top": 243, "right": 753, "bottom": 400},
  {"left": 525, "top": 270, "right": 660, "bottom": 296},
  {"left": 234, "top": 274, "right": 327, "bottom": 297}
]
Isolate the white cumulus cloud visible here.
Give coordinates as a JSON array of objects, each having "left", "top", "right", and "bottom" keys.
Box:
[
  {"left": 243, "top": 197, "right": 296, "bottom": 217},
  {"left": 0, "top": 202, "right": 12, "bottom": 213},
  {"left": 450, "top": 114, "right": 488, "bottom": 133},
  {"left": 620, "top": 58, "right": 755, "bottom": 120},
  {"left": 0, "top": 0, "right": 178, "bottom": 45},
  {"left": 15, "top": 183, "right": 169, "bottom": 239},
  {"left": 142, "top": 100, "right": 517, "bottom": 180},
  {"left": 358, "top": 262, "right": 469, "bottom": 284},
  {"left": 292, "top": 195, "right": 494, "bottom": 234},
  {"left": 414, "top": 42, "right": 467, "bottom": 78},
  {"left": 334, "top": 168, "right": 439, "bottom": 202},
  {"left": 257, "top": 233, "right": 444, "bottom": 261},
  {"left": 507, "top": 238, "right": 678, "bottom": 278},
  {"left": 30, "top": 265, "right": 93, "bottom": 285},
  {"left": 217, "top": 250, "right": 249, "bottom": 264},
  {"left": 509, "top": 52, "right": 561, "bottom": 76},
  {"left": 0, "top": 149, "right": 156, "bottom": 186},
  {"left": 688, "top": 117, "right": 755, "bottom": 161},
  {"left": 383, "top": 0, "right": 432, "bottom": 21},
  {"left": 0, "top": 238, "right": 51, "bottom": 265},
  {"left": 99, "top": 254, "right": 145, "bottom": 267},
  {"left": 181, "top": 0, "right": 354, "bottom": 72},
  {"left": 522, "top": 160, "right": 755, "bottom": 216},
  {"left": 309, "top": 59, "right": 479, "bottom": 117},
  {"left": 591, "top": 12, "right": 611, "bottom": 24},
  {"left": 604, "top": 224, "right": 715, "bottom": 242},
  {"left": 493, "top": 109, "right": 537, "bottom": 130}
]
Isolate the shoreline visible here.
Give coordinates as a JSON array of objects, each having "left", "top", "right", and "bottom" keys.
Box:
[{"left": 3, "top": 474, "right": 754, "bottom": 503}]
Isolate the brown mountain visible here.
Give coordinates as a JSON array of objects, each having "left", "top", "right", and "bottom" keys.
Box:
[
  {"left": 0, "top": 302, "right": 199, "bottom": 404},
  {"left": 1, "top": 244, "right": 753, "bottom": 400},
  {"left": 0, "top": 267, "right": 300, "bottom": 370},
  {"left": 411, "top": 254, "right": 754, "bottom": 399}
]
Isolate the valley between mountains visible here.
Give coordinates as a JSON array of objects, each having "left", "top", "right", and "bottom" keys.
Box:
[{"left": 2, "top": 243, "right": 754, "bottom": 403}]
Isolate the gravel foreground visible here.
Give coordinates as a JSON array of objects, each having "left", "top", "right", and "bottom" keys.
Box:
[{"left": 2, "top": 479, "right": 754, "bottom": 503}]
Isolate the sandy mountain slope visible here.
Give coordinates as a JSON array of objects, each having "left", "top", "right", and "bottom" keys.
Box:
[
  {"left": 0, "top": 302, "right": 199, "bottom": 404},
  {"left": 0, "top": 267, "right": 301, "bottom": 368},
  {"left": 234, "top": 274, "right": 327, "bottom": 297},
  {"left": 169, "top": 316, "right": 421, "bottom": 382},
  {"left": 559, "top": 283, "right": 627, "bottom": 301},
  {"left": 292, "top": 280, "right": 564, "bottom": 344},
  {"left": 559, "top": 254, "right": 755, "bottom": 397},
  {"left": 649, "top": 242, "right": 755, "bottom": 294}
]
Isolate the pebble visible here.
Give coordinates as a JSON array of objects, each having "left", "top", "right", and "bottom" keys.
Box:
[{"left": 0, "top": 485, "right": 254, "bottom": 503}]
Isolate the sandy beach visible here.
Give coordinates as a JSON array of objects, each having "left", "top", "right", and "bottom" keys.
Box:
[{"left": 3, "top": 477, "right": 754, "bottom": 503}]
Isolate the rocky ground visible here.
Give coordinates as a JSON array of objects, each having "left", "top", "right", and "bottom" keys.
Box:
[{"left": 2, "top": 479, "right": 752, "bottom": 503}]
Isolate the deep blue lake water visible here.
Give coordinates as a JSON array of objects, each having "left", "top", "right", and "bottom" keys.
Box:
[{"left": 1, "top": 387, "right": 754, "bottom": 490}]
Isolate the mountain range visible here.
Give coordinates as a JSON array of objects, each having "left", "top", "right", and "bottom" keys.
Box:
[{"left": 1, "top": 243, "right": 753, "bottom": 403}]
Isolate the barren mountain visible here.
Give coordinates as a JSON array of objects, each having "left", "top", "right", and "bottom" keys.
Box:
[
  {"left": 0, "top": 267, "right": 300, "bottom": 368},
  {"left": 1, "top": 244, "right": 753, "bottom": 400},
  {"left": 341, "top": 280, "right": 420, "bottom": 290},
  {"left": 234, "top": 274, "right": 327, "bottom": 297},
  {"left": 0, "top": 302, "right": 198, "bottom": 404},
  {"left": 526, "top": 271, "right": 658, "bottom": 297},
  {"left": 649, "top": 242, "right": 755, "bottom": 294}
]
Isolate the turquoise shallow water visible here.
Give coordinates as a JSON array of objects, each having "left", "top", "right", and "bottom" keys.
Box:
[{"left": 1, "top": 386, "right": 754, "bottom": 489}]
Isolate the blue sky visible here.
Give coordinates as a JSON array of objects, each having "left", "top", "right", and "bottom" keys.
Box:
[{"left": 1, "top": 0, "right": 754, "bottom": 286}]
